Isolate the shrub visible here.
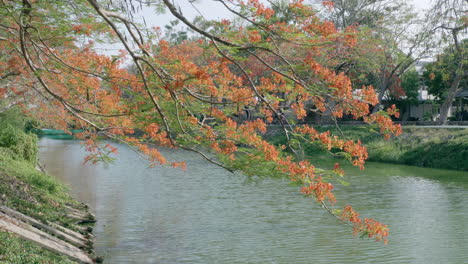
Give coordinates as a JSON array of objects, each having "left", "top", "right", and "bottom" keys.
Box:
[{"left": 0, "top": 124, "right": 38, "bottom": 164}]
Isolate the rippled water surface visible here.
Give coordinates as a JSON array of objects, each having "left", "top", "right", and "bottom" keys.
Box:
[{"left": 39, "top": 138, "right": 468, "bottom": 264}]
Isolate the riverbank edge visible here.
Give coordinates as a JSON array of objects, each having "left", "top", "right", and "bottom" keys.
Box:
[
  {"left": 265, "top": 126, "right": 468, "bottom": 171},
  {"left": 0, "top": 126, "right": 100, "bottom": 263}
]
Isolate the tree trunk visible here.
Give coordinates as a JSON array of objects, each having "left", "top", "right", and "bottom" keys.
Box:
[
  {"left": 437, "top": 64, "right": 464, "bottom": 125},
  {"left": 372, "top": 79, "right": 390, "bottom": 114},
  {"left": 0, "top": 102, "right": 19, "bottom": 113},
  {"left": 319, "top": 97, "right": 336, "bottom": 125}
]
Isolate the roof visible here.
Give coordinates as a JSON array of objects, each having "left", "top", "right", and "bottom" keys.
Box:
[
  {"left": 456, "top": 89, "right": 468, "bottom": 97},
  {"left": 415, "top": 60, "right": 433, "bottom": 75}
]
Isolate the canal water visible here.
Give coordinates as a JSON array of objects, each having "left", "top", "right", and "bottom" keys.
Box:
[{"left": 38, "top": 138, "right": 468, "bottom": 264}]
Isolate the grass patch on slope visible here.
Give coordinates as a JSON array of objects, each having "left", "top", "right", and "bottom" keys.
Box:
[
  {"left": 0, "top": 109, "right": 81, "bottom": 263},
  {"left": 0, "top": 232, "right": 74, "bottom": 264}
]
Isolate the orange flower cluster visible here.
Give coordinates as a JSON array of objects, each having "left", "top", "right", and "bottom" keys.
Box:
[
  {"left": 295, "top": 125, "right": 369, "bottom": 169},
  {"left": 358, "top": 85, "right": 379, "bottom": 105},
  {"left": 238, "top": 119, "right": 268, "bottom": 135},
  {"left": 72, "top": 24, "right": 93, "bottom": 36},
  {"left": 82, "top": 139, "right": 118, "bottom": 164},
  {"left": 220, "top": 140, "right": 238, "bottom": 155},
  {"left": 386, "top": 104, "right": 400, "bottom": 118},
  {"left": 343, "top": 140, "right": 368, "bottom": 169},
  {"left": 341, "top": 205, "right": 389, "bottom": 244},
  {"left": 301, "top": 177, "right": 336, "bottom": 203},
  {"left": 333, "top": 162, "right": 344, "bottom": 176},
  {"left": 136, "top": 144, "right": 167, "bottom": 167},
  {"left": 238, "top": 0, "right": 275, "bottom": 19},
  {"left": 321, "top": 1, "right": 334, "bottom": 9},
  {"left": 364, "top": 106, "right": 402, "bottom": 140},
  {"left": 275, "top": 157, "right": 314, "bottom": 182},
  {"left": 248, "top": 30, "right": 262, "bottom": 43},
  {"left": 341, "top": 205, "right": 361, "bottom": 224},
  {"left": 171, "top": 161, "right": 187, "bottom": 171},
  {"left": 343, "top": 26, "right": 358, "bottom": 47},
  {"left": 291, "top": 102, "right": 307, "bottom": 119},
  {"left": 144, "top": 123, "right": 172, "bottom": 147}
]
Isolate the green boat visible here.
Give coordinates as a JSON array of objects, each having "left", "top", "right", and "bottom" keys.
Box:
[
  {"left": 40, "top": 129, "right": 84, "bottom": 135},
  {"left": 39, "top": 129, "right": 84, "bottom": 139}
]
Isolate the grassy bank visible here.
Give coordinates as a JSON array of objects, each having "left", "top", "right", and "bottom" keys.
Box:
[
  {"left": 267, "top": 126, "right": 468, "bottom": 171},
  {"left": 0, "top": 110, "right": 85, "bottom": 263}
]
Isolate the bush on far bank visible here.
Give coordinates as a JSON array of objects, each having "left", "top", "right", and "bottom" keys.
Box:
[{"left": 265, "top": 126, "right": 468, "bottom": 171}]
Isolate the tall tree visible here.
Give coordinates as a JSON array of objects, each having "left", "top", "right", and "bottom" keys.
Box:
[
  {"left": 318, "top": 0, "right": 435, "bottom": 113},
  {"left": 424, "top": 39, "right": 467, "bottom": 117},
  {"left": 426, "top": 0, "right": 467, "bottom": 125},
  {"left": 1, "top": 0, "right": 403, "bottom": 242},
  {"left": 320, "top": 0, "right": 404, "bottom": 29}
]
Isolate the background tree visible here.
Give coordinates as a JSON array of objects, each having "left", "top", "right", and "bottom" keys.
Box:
[
  {"left": 164, "top": 20, "right": 189, "bottom": 44},
  {"left": 424, "top": 39, "right": 467, "bottom": 117},
  {"left": 400, "top": 69, "right": 422, "bottom": 105},
  {"left": 317, "top": 0, "right": 435, "bottom": 113},
  {"left": 426, "top": 0, "right": 467, "bottom": 124},
  {"left": 319, "top": 0, "right": 405, "bottom": 29},
  {"left": 385, "top": 68, "right": 421, "bottom": 119}
]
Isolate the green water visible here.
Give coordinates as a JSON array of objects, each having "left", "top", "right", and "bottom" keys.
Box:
[{"left": 38, "top": 138, "right": 468, "bottom": 264}]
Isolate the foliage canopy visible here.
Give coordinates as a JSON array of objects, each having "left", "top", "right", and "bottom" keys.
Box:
[
  {"left": 0, "top": 0, "right": 408, "bottom": 242},
  {"left": 424, "top": 39, "right": 467, "bottom": 102}
]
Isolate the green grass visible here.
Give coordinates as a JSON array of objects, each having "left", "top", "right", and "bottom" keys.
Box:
[
  {"left": 0, "top": 151, "right": 80, "bottom": 225},
  {"left": 0, "top": 232, "right": 74, "bottom": 264},
  {"left": 266, "top": 126, "right": 468, "bottom": 171},
  {"left": 363, "top": 127, "right": 468, "bottom": 171},
  {"left": 0, "top": 110, "right": 83, "bottom": 263},
  {"left": 0, "top": 152, "right": 81, "bottom": 263}
]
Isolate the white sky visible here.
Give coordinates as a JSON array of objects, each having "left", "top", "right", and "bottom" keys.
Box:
[
  {"left": 412, "top": 0, "right": 436, "bottom": 11},
  {"left": 136, "top": 0, "right": 435, "bottom": 25},
  {"left": 95, "top": 0, "right": 436, "bottom": 55}
]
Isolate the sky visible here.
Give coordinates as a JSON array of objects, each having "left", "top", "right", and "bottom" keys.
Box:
[
  {"left": 412, "top": 0, "right": 436, "bottom": 11},
  {"left": 95, "top": 0, "right": 436, "bottom": 55},
  {"left": 135, "top": 0, "right": 435, "bottom": 25}
]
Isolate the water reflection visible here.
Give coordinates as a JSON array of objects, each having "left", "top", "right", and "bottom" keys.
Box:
[
  {"left": 39, "top": 138, "right": 468, "bottom": 264},
  {"left": 39, "top": 138, "right": 97, "bottom": 209}
]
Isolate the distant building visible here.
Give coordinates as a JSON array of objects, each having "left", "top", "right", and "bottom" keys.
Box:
[
  {"left": 455, "top": 89, "right": 468, "bottom": 121},
  {"left": 402, "top": 60, "right": 467, "bottom": 121},
  {"left": 400, "top": 60, "right": 436, "bottom": 121}
]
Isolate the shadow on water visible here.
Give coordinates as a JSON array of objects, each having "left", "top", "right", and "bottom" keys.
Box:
[{"left": 310, "top": 154, "right": 468, "bottom": 187}]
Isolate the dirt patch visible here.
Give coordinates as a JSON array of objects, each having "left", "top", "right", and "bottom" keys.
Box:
[{"left": 0, "top": 172, "right": 38, "bottom": 205}]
